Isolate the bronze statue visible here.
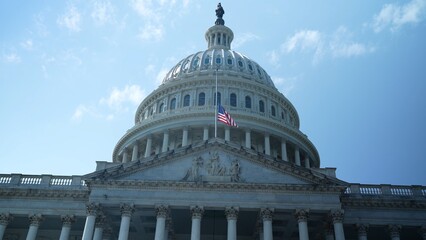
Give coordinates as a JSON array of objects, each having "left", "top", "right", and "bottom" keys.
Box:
[{"left": 215, "top": 3, "right": 225, "bottom": 25}]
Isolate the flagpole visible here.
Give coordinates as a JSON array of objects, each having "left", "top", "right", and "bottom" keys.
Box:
[{"left": 215, "top": 67, "right": 218, "bottom": 138}]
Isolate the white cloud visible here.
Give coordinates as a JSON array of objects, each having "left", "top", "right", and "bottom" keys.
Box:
[
  {"left": 21, "top": 39, "right": 33, "bottom": 50},
  {"left": 138, "top": 23, "right": 164, "bottom": 41},
  {"left": 232, "top": 32, "right": 260, "bottom": 49},
  {"left": 57, "top": 5, "right": 81, "bottom": 32},
  {"left": 100, "top": 85, "right": 145, "bottom": 111},
  {"left": 281, "top": 30, "right": 322, "bottom": 53},
  {"left": 271, "top": 76, "right": 301, "bottom": 96},
  {"left": 372, "top": 0, "right": 426, "bottom": 32},
  {"left": 91, "top": 0, "right": 115, "bottom": 25},
  {"left": 156, "top": 68, "right": 170, "bottom": 85},
  {"left": 330, "top": 26, "right": 374, "bottom": 58},
  {"left": 3, "top": 53, "right": 21, "bottom": 63},
  {"left": 267, "top": 50, "right": 280, "bottom": 67}
]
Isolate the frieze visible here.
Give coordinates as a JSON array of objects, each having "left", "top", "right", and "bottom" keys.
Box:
[
  {"left": 0, "top": 188, "right": 89, "bottom": 200},
  {"left": 341, "top": 196, "right": 426, "bottom": 209}
]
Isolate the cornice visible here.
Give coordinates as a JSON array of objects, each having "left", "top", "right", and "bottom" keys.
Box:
[
  {"left": 341, "top": 195, "right": 426, "bottom": 209},
  {"left": 0, "top": 188, "right": 89, "bottom": 200}
]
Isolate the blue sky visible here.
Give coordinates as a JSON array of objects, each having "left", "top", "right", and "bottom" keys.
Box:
[{"left": 1, "top": 0, "right": 425, "bottom": 186}]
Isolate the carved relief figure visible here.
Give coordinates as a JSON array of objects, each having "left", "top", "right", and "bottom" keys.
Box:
[
  {"left": 182, "top": 156, "right": 203, "bottom": 181},
  {"left": 207, "top": 151, "right": 226, "bottom": 176},
  {"left": 230, "top": 158, "right": 241, "bottom": 182}
]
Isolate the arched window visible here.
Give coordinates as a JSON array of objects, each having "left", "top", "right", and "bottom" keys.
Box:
[
  {"left": 183, "top": 94, "right": 190, "bottom": 107},
  {"left": 214, "top": 92, "right": 221, "bottom": 106},
  {"left": 159, "top": 103, "right": 164, "bottom": 113},
  {"left": 259, "top": 100, "right": 265, "bottom": 113},
  {"left": 281, "top": 111, "right": 285, "bottom": 120},
  {"left": 230, "top": 93, "right": 237, "bottom": 107},
  {"left": 170, "top": 98, "right": 176, "bottom": 110},
  {"left": 245, "top": 96, "right": 251, "bottom": 108},
  {"left": 271, "top": 106, "right": 276, "bottom": 116},
  {"left": 198, "top": 92, "right": 205, "bottom": 106}
]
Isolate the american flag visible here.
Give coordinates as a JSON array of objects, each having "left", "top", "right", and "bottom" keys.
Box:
[{"left": 217, "top": 105, "right": 238, "bottom": 127}]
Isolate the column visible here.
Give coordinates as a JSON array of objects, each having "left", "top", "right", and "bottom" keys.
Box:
[
  {"left": 154, "top": 205, "right": 169, "bottom": 240},
  {"left": 162, "top": 131, "right": 169, "bottom": 152},
  {"left": 330, "top": 210, "right": 345, "bottom": 240},
  {"left": 225, "top": 127, "right": 230, "bottom": 141},
  {"left": 295, "top": 209, "right": 309, "bottom": 240},
  {"left": 356, "top": 224, "right": 368, "bottom": 240},
  {"left": 164, "top": 219, "right": 172, "bottom": 240},
  {"left": 59, "top": 215, "right": 75, "bottom": 240},
  {"left": 203, "top": 126, "right": 209, "bottom": 141},
  {"left": 225, "top": 207, "right": 239, "bottom": 240},
  {"left": 281, "top": 139, "right": 288, "bottom": 161},
  {"left": 122, "top": 150, "right": 129, "bottom": 163},
  {"left": 245, "top": 129, "right": 251, "bottom": 148},
  {"left": 0, "top": 213, "right": 13, "bottom": 240},
  {"left": 182, "top": 128, "right": 189, "bottom": 146},
  {"left": 82, "top": 203, "right": 99, "bottom": 240},
  {"left": 264, "top": 134, "right": 270, "bottom": 155},
  {"left": 93, "top": 215, "right": 106, "bottom": 240},
  {"left": 325, "top": 222, "right": 335, "bottom": 240},
  {"left": 26, "top": 214, "right": 43, "bottom": 240},
  {"left": 295, "top": 147, "right": 301, "bottom": 166},
  {"left": 260, "top": 208, "right": 274, "bottom": 240},
  {"left": 304, "top": 156, "right": 311, "bottom": 168},
  {"left": 420, "top": 225, "right": 426, "bottom": 240},
  {"left": 190, "top": 206, "right": 204, "bottom": 240},
  {"left": 145, "top": 136, "right": 152, "bottom": 157},
  {"left": 131, "top": 143, "right": 139, "bottom": 161},
  {"left": 388, "top": 225, "right": 401, "bottom": 240},
  {"left": 118, "top": 204, "right": 135, "bottom": 240}
]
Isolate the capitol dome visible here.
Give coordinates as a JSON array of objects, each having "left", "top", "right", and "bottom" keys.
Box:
[{"left": 112, "top": 7, "right": 320, "bottom": 169}]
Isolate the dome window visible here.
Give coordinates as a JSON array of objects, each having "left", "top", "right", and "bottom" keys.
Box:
[
  {"left": 198, "top": 92, "right": 205, "bottom": 106},
  {"left": 182, "top": 60, "right": 190, "bottom": 72},
  {"left": 183, "top": 94, "right": 190, "bottom": 107},
  {"left": 259, "top": 100, "right": 265, "bottom": 113},
  {"left": 204, "top": 56, "right": 210, "bottom": 65},
  {"left": 248, "top": 64, "right": 253, "bottom": 71},
  {"left": 215, "top": 56, "right": 222, "bottom": 65},
  {"left": 227, "top": 58, "right": 233, "bottom": 65},
  {"left": 257, "top": 68, "right": 262, "bottom": 77},
  {"left": 193, "top": 57, "right": 200, "bottom": 69},
  {"left": 214, "top": 92, "right": 222, "bottom": 106},
  {"left": 271, "top": 106, "right": 276, "bottom": 117},
  {"left": 238, "top": 59, "right": 244, "bottom": 68},
  {"left": 170, "top": 98, "right": 176, "bottom": 110},
  {"left": 245, "top": 96, "right": 251, "bottom": 109},
  {"left": 230, "top": 93, "right": 237, "bottom": 107},
  {"left": 159, "top": 103, "right": 164, "bottom": 113}
]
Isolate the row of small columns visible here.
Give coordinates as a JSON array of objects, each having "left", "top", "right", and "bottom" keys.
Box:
[{"left": 121, "top": 127, "right": 312, "bottom": 168}]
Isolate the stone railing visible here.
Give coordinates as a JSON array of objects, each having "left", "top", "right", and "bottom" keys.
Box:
[
  {"left": 0, "top": 174, "right": 87, "bottom": 189},
  {"left": 344, "top": 184, "right": 426, "bottom": 197}
]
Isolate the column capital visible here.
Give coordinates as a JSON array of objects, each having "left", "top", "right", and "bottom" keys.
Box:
[
  {"left": 356, "top": 224, "right": 369, "bottom": 237},
  {"left": 120, "top": 203, "right": 135, "bottom": 217},
  {"left": 86, "top": 202, "right": 100, "bottom": 216},
  {"left": 95, "top": 214, "right": 107, "bottom": 228},
  {"left": 260, "top": 208, "right": 274, "bottom": 221},
  {"left": 0, "top": 213, "right": 13, "bottom": 226},
  {"left": 28, "top": 214, "right": 43, "bottom": 226},
  {"left": 294, "top": 209, "right": 309, "bottom": 222},
  {"left": 330, "top": 209, "right": 344, "bottom": 224},
  {"left": 388, "top": 225, "right": 401, "bottom": 238},
  {"left": 61, "top": 215, "right": 75, "bottom": 227},
  {"left": 225, "top": 206, "right": 239, "bottom": 220},
  {"left": 155, "top": 205, "right": 169, "bottom": 219},
  {"left": 190, "top": 206, "right": 204, "bottom": 219}
]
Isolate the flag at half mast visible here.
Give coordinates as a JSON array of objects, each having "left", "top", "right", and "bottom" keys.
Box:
[{"left": 217, "top": 104, "right": 238, "bottom": 127}]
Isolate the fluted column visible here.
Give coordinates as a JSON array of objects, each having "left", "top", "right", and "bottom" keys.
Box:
[
  {"left": 295, "top": 209, "right": 309, "bottom": 240},
  {"left": 122, "top": 150, "right": 129, "bottom": 163},
  {"left": 82, "top": 203, "right": 99, "bottom": 240},
  {"left": 59, "top": 215, "right": 75, "bottom": 240},
  {"left": 203, "top": 126, "right": 209, "bottom": 141},
  {"left": 264, "top": 134, "right": 270, "bottom": 155},
  {"left": 295, "top": 147, "right": 301, "bottom": 166},
  {"left": 304, "top": 156, "right": 310, "bottom": 168},
  {"left": 281, "top": 139, "right": 288, "bottom": 161},
  {"left": 190, "top": 206, "right": 204, "bottom": 240},
  {"left": 93, "top": 215, "right": 106, "bottom": 240},
  {"left": 26, "top": 214, "right": 43, "bottom": 240},
  {"left": 131, "top": 143, "right": 139, "bottom": 161},
  {"left": 356, "top": 224, "right": 368, "bottom": 240},
  {"left": 162, "top": 131, "right": 169, "bottom": 152},
  {"left": 118, "top": 204, "right": 135, "bottom": 240},
  {"left": 388, "top": 225, "right": 401, "bottom": 240},
  {"left": 182, "top": 128, "right": 189, "bottom": 146},
  {"left": 154, "top": 205, "right": 169, "bottom": 240},
  {"left": 0, "top": 213, "right": 13, "bottom": 240},
  {"left": 245, "top": 129, "right": 251, "bottom": 148},
  {"left": 330, "top": 210, "right": 345, "bottom": 240},
  {"left": 145, "top": 136, "right": 152, "bottom": 157},
  {"left": 225, "top": 127, "right": 230, "bottom": 141},
  {"left": 225, "top": 207, "right": 239, "bottom": 240},
  {"left": 260, "top": 208, "right": 274, "bottom": 240}
]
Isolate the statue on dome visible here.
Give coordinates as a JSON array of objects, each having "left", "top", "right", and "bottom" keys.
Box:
[{"left": 215, "top": 3, "right": 225, "bottom": 25}]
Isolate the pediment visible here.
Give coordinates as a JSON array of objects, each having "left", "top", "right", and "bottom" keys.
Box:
[{"left": 84, "top": 141, "right": 346, "bottom": 187}]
